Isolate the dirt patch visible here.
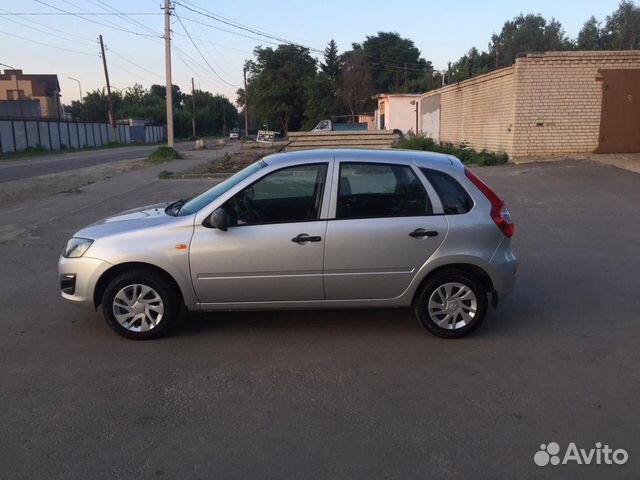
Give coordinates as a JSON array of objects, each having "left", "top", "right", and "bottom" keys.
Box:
[
  {"left": 170, "top": 147, "right": 278, "bottom": 176},
  {"left": 0, "top": 158, "right": 147, "bottom": 209}
]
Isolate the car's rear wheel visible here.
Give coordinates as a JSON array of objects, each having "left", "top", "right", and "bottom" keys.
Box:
[
  {"left": 102, "top": 270, "right": 180, "bottom": 339},
  {"left": 414, "top": 270, "right": 488, "bottom": 338}
]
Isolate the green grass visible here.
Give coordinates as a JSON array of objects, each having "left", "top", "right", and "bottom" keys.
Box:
[
  {"left": 158, "top": 170, "right": 174, "bottom": 179},
  {"left": 144, "top": 146, "right": 183, "bottom": 165},
  {"left": 395, "top": 133, "right": 508, "bottom": 166}
]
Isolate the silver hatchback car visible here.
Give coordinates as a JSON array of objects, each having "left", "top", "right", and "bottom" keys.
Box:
[{"left": 59, "top": 149, "right": 517, "bottom": 340}]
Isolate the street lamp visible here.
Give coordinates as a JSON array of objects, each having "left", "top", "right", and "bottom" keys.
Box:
[
  {"left": 410, "top": 100, "right": 419, "bottom": 135},
  {"left": 68, "top": 77, "right": 83, "bottom": 120}
]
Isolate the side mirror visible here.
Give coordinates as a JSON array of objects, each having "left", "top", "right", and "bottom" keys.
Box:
[{"left": 205, "top": 207, "right": 229, "bottom": 231}]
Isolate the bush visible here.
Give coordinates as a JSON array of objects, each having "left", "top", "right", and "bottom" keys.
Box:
[
  {"left": 396, "top": 133, "right": 508, "bottom": 166},
  {"left": 145, "top": 146, "right": 183, "bottom": 164},
  {"left": 158, "top": 170, "right": 173, "bottom": 179}
]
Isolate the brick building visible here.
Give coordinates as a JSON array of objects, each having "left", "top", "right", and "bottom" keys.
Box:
[
  {"left": 376, "top": 51, "right": 640, "bottom": 158},
  {"left": 0, "top": 69, "right": 62, "bottom": 119}
]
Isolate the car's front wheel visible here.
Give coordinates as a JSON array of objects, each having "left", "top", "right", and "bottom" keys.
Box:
[
  {"left": 102, "top": 270, "right": 180, "bottom": 339},
  {"left": 414, "top": 270, "right": 488, "bottom": 338}
]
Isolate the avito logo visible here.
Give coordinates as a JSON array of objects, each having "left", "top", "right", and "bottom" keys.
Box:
[{"left": 534, "top": 442, "right": 628, "bottom": 467}]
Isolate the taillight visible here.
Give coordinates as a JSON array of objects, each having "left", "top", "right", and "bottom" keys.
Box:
[{"left": 464, "top": 168, "right": 514, "bottom": 237}]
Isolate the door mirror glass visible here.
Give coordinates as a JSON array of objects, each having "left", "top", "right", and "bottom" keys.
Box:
[{"left": 206, "top": 207, "right": 229, "bottom": 231}]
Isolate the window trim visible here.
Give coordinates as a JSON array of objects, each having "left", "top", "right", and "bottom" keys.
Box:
[
  {"left": 221, "top": 162, "right": 330, "bottom": 228},
  {"left": 330, "top": 161, "right": 435, "bottom": 221}
]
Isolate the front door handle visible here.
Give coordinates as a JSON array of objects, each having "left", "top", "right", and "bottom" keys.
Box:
[
  {"left": 409, "top": 228, "right": 438, "bottom": 238},
  {"left": 292, "top": 233, "right": 322, "bottom": 244}
]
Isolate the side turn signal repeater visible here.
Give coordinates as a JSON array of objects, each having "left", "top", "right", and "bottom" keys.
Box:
[{"left": 175, "top": 244, "right": 188, "bottom": 250}]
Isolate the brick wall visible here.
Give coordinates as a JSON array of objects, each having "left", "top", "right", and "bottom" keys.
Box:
[
  {"left": 422, "top": 67, "right": 517, "bottom": 156},
  {"left": 420, "top": 50, "right": 640, "bottom": 159},
  {"left": 512, "top": 51, "right": 640, "bottom": 157}
]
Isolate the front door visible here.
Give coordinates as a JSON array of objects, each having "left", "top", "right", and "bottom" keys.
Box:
[
  {"left": 324, "top": 161, "right": 447, "bottom": 300},
  {"left": 190, "top": 163, "right": 329, "bottom": 304}
]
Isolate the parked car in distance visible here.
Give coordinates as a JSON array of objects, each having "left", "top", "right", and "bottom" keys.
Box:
[
  {"left": 229, "top": 128, "right": 240, "bottom": 140},
  {"left": 59, "top": 149, "right": 517, "bottom": 340}
]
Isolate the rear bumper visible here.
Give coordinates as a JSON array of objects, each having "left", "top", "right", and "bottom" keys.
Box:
[
  {"left": 486, "top": 238, "right": 518, "bottom": 304},
  {"left": 58, "top": 256, "right": 112, "bottom": 308}
]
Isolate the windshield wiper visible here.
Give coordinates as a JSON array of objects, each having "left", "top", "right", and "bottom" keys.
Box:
[{"left": 165, "top": 194, "right": 196, "bottom": 216}]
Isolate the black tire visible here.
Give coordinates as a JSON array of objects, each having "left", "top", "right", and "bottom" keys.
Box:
[
  {"left": 102, "top": 269, "right": 181, "bottom": 340},
  {"left": 413, "top": 269, "right": 488, "bottom": 339}
]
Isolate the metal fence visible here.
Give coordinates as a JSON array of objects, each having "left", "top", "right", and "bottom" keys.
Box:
[{"left": 0, "top": 118, "right": 165, "bottom": 154}]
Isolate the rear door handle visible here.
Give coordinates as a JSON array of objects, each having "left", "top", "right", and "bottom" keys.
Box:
[
  {"left": 409, "top": 229, "right": 438, "bottom": 238},
  {"left": 292, "top": 233, "right": 322, "bottom": 244}
]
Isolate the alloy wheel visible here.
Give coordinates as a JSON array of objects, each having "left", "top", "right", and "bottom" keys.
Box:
[
  {"left": 112, "top": 283, "right": 165, "bottom": 332},
  {"left": 427, "top": 282, "right": 478, "bottom": 330}
]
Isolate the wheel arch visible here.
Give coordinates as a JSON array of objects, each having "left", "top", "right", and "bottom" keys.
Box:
[
  {"left": 93, "top": 261, "right": 185, "bottom": 309},
  {"left": 412, "top": 263, "right": 495, "bottom": 305}
]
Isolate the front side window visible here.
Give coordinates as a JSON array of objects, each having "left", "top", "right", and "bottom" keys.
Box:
[
  {"left": 336, "top": 162, "right": 431, "bottom": 219},
  {"left": 225, "top": 163, "right": 328, "bottom": 226}
]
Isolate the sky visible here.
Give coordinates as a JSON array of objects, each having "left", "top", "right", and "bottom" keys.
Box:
[{"left": 0, "top": 0, "right": 626, "bottom": 105}]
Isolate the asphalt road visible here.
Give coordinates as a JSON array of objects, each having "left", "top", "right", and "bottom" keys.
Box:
[
  {"left": 0, "top": 141, "right": 194, "bottom": 183},
  {"left": 1, "top": 160, "right": 639, "bottom": 479}
]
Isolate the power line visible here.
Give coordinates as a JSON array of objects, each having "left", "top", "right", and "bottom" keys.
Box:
[
  {"left": 88, "top": 0, "right": 162, "bottom": 38},
  {"left": 106, "top": 48, "right": 161, "bottom": 79},
  {"left": 0, "top": 7, "right": 97, "bottom": 46},
  {"left": 0, "top": 12, "right": 162, "bottom": 15},
  {"left": 173, "top": 9, "right": 239, "bottom": 87},
  {"left": 0, "top": 13, "right": 97, "bottom": 48},
  {"left": 178, "top": 14, "right": 283, "bottom": 48},
  {"left": 174, "top": 1, "right": 323, "bottom": 53},
  {"left": 32, "top": 0, "right": 161, "bottom": 38},
  {"left": 0, "top": 29, "right": 96, "bottom": 56}
]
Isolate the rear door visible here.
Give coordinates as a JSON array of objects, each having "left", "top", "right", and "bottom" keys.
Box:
[{"left": 323, "top": 159, "right": 448, "bottom": 300}]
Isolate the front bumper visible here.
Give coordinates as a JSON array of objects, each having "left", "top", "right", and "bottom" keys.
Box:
[{"left": 58, "top": 256, "right": 112, "bottom": 308}]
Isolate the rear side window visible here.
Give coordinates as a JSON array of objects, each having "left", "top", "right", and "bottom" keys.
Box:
[
  {"left": 421, "top": 168, "right": 473, "bottom": 215},
  {"left": 337, "top": 162, "right": 431, "bottom": 219}
]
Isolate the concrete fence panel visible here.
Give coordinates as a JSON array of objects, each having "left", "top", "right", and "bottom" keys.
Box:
[
  {"left": 0, "top": 119, "right": 164, "bottom": 154},
  {"left": 0, "top": 121, "right": 15, "bottom": 152},
  {"left": 59, "top": 122, "right": 69, "bottom": 149},
  {"left": 26, "top": 121, "right": 39, "bottom": 148},
  {"left": 50, "top": 122, "right": 61, "bottom": 150}
]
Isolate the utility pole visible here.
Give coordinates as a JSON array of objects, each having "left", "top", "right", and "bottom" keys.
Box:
[
  {"left": 99, "top": 34, "right": 117, "bottom": 140},
  {"left": 191, "top": 77, "right": 196, "bottom": 138},
  {"left": 222, "top": 100, "right": 227, "bottom": 136},
  {"left": 164, "top": 0, "right": 174, "bottom": 147},
  {"left": 404, "top": 62, "right": 407, "bottom": 90},
  {"left": 243, "top": 65, "right": 249, "bottom": 136}
]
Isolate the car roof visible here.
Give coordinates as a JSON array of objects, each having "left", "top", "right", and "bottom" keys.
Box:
[{"left": 262, "top": 148, "right": 457, "bottom": 168}]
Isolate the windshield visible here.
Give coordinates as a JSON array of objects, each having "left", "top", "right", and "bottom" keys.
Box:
[{"left": 177, "top": 160, "right": 267, "bottom": 216}]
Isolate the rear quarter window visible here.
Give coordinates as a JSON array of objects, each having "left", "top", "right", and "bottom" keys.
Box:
[{"left": 421, "top": 168, "right": 474, "bottom": 215}]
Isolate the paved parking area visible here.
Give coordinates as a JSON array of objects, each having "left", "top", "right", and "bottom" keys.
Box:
[{"left": 1, "top": 160, "right": 639, "bottom": 479}]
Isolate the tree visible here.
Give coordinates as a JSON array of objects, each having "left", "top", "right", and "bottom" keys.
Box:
[
  {"left": 321, "top": 39, "right": 341, "bottom": 81},
  {"left": 601, "top": 0, "right": 640, "bottom": 49},
  {"left": 149, "top": 84, "right": 184, "bottom": 107},
  {"left": 355, "top": 32, "right": 431, "bottom": 93},
  {"left": 302, "top": 73, "right": 333, "bottom": 129},
  {"left": 247, "top": 45, "right": 318, "bottom": 134},
  {"left": 491, "top": 14, "right": 572, "bottom": 67},
  {"left": 577, "top": 16, "right": 603, "bottom": 50},
  {"left": 338, "top": 49, "right": 375, "bottom": 120}
]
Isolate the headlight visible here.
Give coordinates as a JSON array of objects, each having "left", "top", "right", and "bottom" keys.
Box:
[{"left": 63, "top": 238, "right": 94, "bottom": 258}]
